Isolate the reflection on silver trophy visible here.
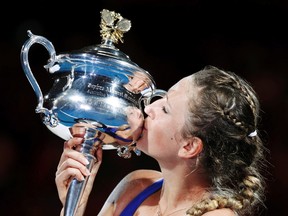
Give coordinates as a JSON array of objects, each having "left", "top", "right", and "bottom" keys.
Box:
[{"left": 20, "top": 9, "right": 166, "bottom": 216}]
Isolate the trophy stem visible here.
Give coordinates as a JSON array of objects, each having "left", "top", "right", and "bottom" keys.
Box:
[{"left": 64, "top": 127, "right": 103, "bottom": 216}]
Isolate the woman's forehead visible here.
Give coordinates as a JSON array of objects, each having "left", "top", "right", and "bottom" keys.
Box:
[{"left": 169, "top": 75, "right": 192, "bottom": 92}]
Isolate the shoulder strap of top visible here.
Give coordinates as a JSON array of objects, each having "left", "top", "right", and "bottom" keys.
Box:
[{"left": 120, "top": 178, "right": 164, "bottom": 216}]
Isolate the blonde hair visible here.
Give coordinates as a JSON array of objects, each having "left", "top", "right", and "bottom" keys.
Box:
[{"left": 181, "top": 66, "right": 268, "bottom": 216}]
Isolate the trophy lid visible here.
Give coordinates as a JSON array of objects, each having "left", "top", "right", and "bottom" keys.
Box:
[
  {"left": 52, "top": 9, "right": 155, "bottom": 89},
  {"left": 67, "top": 9, "right": 142, "bottom": 69}
]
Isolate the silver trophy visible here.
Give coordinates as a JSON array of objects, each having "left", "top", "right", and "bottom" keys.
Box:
[{"left": 20, "top": 9, "right": 166, "bottom": 216}]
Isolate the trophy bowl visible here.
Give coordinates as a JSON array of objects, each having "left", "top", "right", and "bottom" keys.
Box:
[{"left": 20, "top": 9, "right": 166, "bottom": 216}]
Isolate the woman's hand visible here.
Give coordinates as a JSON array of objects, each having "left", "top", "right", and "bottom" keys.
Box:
[{"left": 55, "top": 123, "right": 103, "bottom": 213}]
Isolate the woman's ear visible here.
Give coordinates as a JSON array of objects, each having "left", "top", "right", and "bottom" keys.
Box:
[{"left": 178, "top": 137, "right": 203, "bottom": 158}]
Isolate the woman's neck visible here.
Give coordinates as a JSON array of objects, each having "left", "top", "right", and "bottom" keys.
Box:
[{"left": 157, "top": 173, "right": 210, "bottom": 215}]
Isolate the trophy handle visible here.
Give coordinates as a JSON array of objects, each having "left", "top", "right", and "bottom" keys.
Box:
[
  {"left": 20, "top": 30, "right": 58, "bottom": 126},
  {"left": 142, "top": 88, "right": 167, "bottom": 106}
]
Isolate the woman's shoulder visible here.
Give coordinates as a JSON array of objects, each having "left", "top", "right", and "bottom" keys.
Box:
[
  {"left": 117, "top": 169, "right": 163, "bottom": 194},
  {"left": 106, "top": 169, "right": 162, "bottom": 201},
  {"left": 123, "top": 169, "right": 162, "bottom": 182},
  {"left": 100, "top": 169, "right": 162, "bottom": 215}
]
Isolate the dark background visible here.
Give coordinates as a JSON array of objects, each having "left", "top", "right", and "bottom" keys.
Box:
[{"left": 0, "top": 0, "right": 287, "bottom": 215}]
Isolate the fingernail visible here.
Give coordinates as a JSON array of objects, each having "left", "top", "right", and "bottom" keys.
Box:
[
  {"left": 84, "top": 158, "right": 89, "bottom": 165},
  {"left": 85, "top": 169, "right": 91, "bottom": 176}
]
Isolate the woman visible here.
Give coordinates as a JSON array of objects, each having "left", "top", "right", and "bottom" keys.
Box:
[{"left": 55, "top": 65, "right": 268, "bottom": 216}]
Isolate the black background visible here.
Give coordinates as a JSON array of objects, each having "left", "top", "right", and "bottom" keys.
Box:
[{"left": 0, "top": 0, "right": 287, "bottom": 215}]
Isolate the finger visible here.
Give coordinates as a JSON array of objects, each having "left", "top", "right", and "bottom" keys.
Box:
[
  {"left": 64, "top": 137, "right": 84, "bottom": 149},
  {"left": 69, "top": 123, "right": 87, "bottom": 137},
  {"left": 57, "top": 145, "right": 88, "bottom": 171},
  {"left": 58, "top": 137, "right": 84, "bottom": 168},
  {"left": 55, "top": 167, "right": 87, "bottom": 204},
  {"left": 95, "top": 147, "right": 103, "bottom": 163},
  {"left": 84, "top": 148, "right": 103, "bottom": 192},
  {"left": 56, "top": 155, "right": 90, "bottom": 178}
]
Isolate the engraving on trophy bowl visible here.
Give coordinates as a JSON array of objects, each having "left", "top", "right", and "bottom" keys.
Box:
[{"left": 43, "top": 67, "right": 144, "bottom": 149}]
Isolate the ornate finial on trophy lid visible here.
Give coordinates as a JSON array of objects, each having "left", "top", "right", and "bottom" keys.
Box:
[{"left": 100, "top": 9, "right": 131, "bottom": 46}]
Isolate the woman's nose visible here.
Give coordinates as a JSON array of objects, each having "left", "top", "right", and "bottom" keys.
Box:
[
  {"left": 144, "top": 104, "right": 152, "bottom": 118},
  {"left": 145, "top": 103, "right": 158, "bottom": 120}
]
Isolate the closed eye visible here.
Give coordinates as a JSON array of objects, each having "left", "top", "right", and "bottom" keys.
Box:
[{"left": 162, "top": 106, "right": 168, "bottom": 113}]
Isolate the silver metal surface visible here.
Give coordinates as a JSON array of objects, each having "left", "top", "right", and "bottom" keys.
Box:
[{"left": 20, "top": 9, "right": 166, "bottom": 216}]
